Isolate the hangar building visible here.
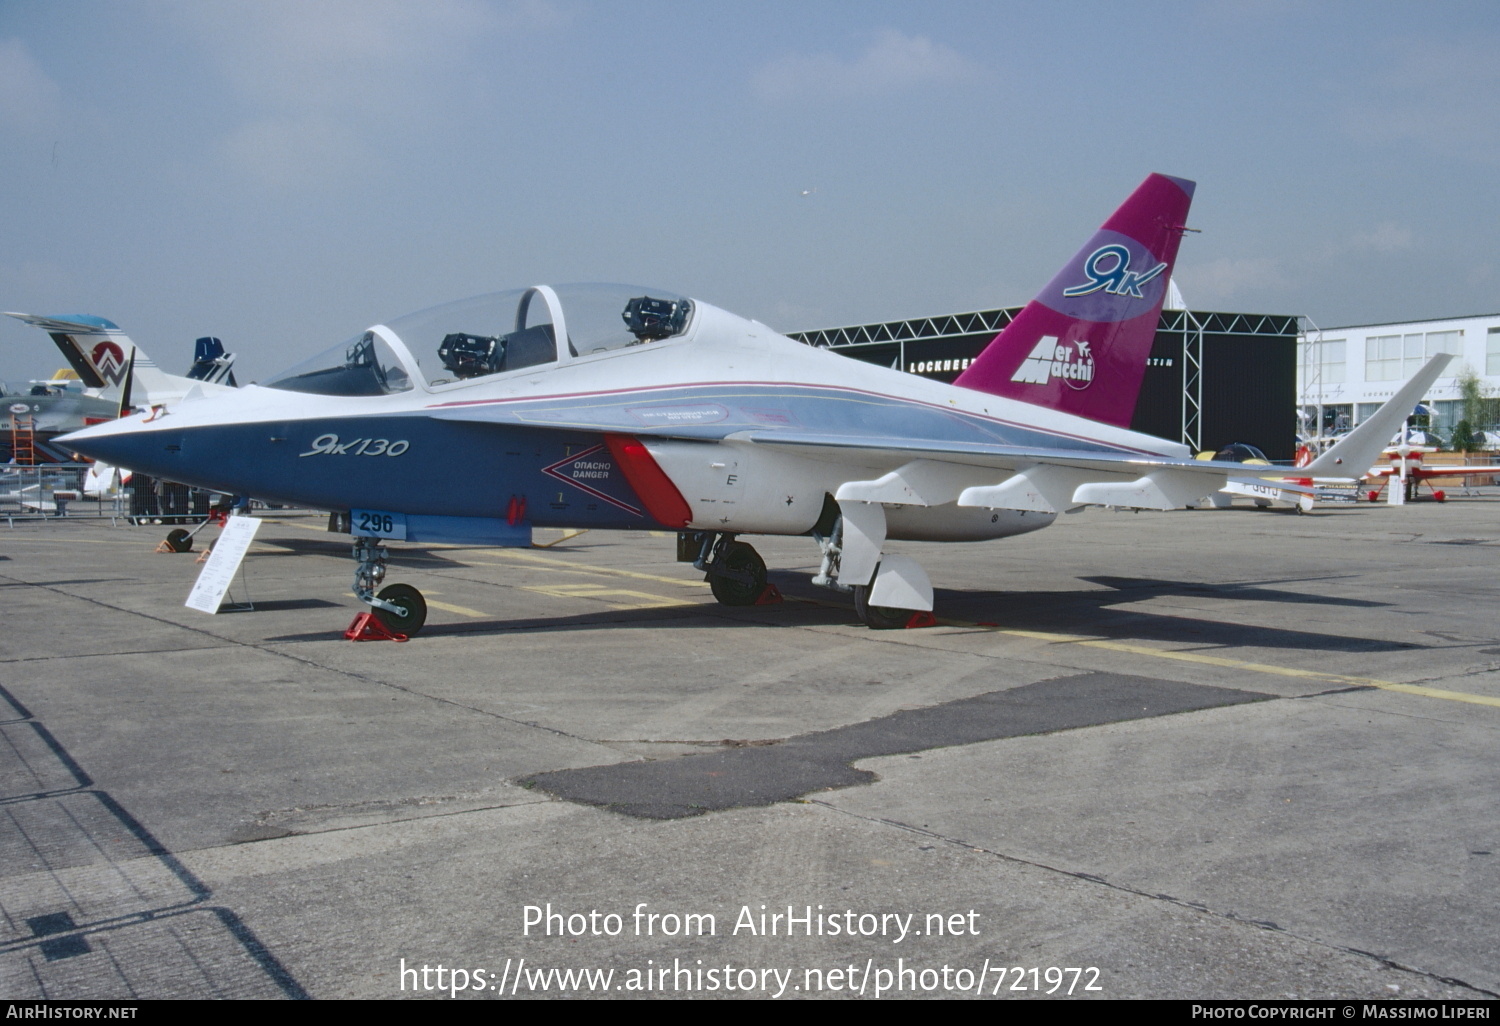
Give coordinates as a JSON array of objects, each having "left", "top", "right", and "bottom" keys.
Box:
[{"left": 791, "top": 305, "right": 1299, "bottom": 461}]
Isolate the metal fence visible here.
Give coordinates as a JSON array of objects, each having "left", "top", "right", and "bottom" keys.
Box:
[{"left": 1, "top": 464, "right": 127, "bottom": 523}]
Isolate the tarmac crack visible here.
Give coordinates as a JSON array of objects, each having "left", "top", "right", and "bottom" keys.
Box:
[
  {"left": 223, "top": 794, "right": 558, "bottom": 844},
  {"left": 809, "top": 799, "right": 1500, "bottom": 1000}
]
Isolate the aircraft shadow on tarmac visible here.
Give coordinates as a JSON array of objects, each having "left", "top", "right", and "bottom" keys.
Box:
[
  {"left": 0, "top": 683, "right": 307, "bottom": 999},
  {"left": 248, "top": 535, "right": 477, "bottom": 570},
  {"left": 0, "top": 577, "right": 129, "bottom": 588},
  {"left": 938, "top": 577, "right": 1412, "bottom": 654},
  {"left": 256, "top": 568, "right": 1417, "bottom": 655},
  {"left": 244, "top": 598, "right": 344, "bottom": 612},
  {"left": 1078, "top": 574, "right": 1386, "bottom": 608}
]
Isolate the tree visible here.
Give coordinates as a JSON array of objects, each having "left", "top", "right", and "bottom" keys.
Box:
[
  {"left": 1449, "top": 419, "right": 1480, "bottom": 453},
  {"left": 1456, "top": 365, "right": 1500, "bottom": 442}
]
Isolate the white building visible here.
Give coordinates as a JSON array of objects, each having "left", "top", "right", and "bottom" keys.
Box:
[{"left": 1298, "top": 313, "right": 1500, "bottom": 438}]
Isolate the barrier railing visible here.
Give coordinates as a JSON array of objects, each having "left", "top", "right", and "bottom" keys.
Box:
[{"left": 1, "top": 463, "right": 130, "bottom": 524}]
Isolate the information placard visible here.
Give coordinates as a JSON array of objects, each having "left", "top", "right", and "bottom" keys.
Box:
[{"left": 185, "top": 515, "right": 262, "bottom": 613}]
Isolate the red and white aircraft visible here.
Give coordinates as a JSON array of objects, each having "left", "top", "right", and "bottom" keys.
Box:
[{"left": 1361, "top": 438, "right": 1500, "bottom": 504}]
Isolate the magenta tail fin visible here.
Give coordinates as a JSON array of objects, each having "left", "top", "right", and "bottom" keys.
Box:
[{"left": 953, "top": 173, "right": 1195, "bottom": 427}]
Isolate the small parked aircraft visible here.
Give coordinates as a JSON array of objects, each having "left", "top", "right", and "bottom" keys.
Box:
[
  {"left": 60, "top": 174, "right": 1450, "bottom": 633},
  {"left": 1363, "top": 440, "right": 1500, "bottom": 504}
]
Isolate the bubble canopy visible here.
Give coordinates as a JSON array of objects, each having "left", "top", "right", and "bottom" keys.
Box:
[{"left": 263, "top": 284, "right": 695, "bottom": 397}]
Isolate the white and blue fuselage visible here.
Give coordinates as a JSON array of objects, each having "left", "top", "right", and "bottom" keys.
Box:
[{"left": 64, "top": 284, "right": 1189, "bottom": 548}]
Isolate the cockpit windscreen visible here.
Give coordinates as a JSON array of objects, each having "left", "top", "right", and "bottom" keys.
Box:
[
  {"left": 263, "top": 332, "right": 413, "bottom": 397},
  {"left": 262, "top": 283, "right": 696, "bottom": 395}
]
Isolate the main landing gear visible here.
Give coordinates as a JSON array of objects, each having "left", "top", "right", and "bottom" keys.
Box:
[
  {"left": 851, "top": 584, "right": 916, "bottom": 630},
  {"left": 812, "top": 500, "right": 935, "bottom": 630},
  {"left": 351, "top": 536, "right": 428, "bottom": 636},
  {"left": 681, "top": 531, "right": 779, "bottom": 606}
]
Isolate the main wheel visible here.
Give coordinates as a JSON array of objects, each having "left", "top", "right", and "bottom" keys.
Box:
[
  {"left": 708, "top": 542, "right": 767, "bottom": 606},
  {"left": 165, "top": 528, "right": 193, "bottom": 552},
  {"left": 373, "top": 583, "right": 427, "bottom": 635},
  {"left": 852, "top": 585, "right": 911, "bottom": 630}
]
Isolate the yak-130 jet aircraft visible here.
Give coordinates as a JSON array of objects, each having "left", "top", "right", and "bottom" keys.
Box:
[{"left": 61, "top": 174, "right": 1450, "bottom": 634}]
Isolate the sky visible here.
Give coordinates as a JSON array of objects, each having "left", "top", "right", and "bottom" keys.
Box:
[{"left": 2, "top": 0, "right": 1498, "bottom": 382}]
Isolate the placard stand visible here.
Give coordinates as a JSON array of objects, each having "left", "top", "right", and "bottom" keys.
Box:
[{"left": 185, "top": 515, "right": 262, "bottom": 614}]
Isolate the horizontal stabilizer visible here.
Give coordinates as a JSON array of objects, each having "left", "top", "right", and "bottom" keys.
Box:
[{"left": 1306, "top": 355, "right": 1452, "bottom": 478}]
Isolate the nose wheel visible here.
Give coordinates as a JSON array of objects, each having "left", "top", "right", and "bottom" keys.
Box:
[
  {"left": 372, "top": 583, "right": 427, "bottom": 634},
  {"left": 352, "top": 535, "right": 427, "bottom": 636}
]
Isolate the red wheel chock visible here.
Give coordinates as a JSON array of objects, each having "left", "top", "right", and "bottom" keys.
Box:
[
  {"left": 904, "top": 611, "right": 938, "bottom": 629},
  {"left": 754, "top": 583, "right": 784, "bottom": 605},
  {"left": 344, "top": 612, "right": 408, "bottom": 642}
]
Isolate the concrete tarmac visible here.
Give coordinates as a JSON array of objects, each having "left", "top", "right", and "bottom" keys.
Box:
[{"left": 2, "top": 496, "right": 1498, "bottom": 1000}]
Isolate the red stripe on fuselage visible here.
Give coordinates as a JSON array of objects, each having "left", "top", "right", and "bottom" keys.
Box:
[{"left": 604, "top": 434, "right": 692, "bottom": 529}]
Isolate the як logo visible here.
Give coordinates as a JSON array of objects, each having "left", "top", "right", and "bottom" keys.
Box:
[
  {"left": 1010, "top": 336, "right": 1095, "bottom": 390},
  {"left": 1061, "top": 244, "right": 1167, "bottom": 300}
]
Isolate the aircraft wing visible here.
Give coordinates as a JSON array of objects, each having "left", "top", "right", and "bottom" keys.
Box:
[
  {"left": 1370, "top": 465, "right": 1500, "bottom": 479},
  {"left": 1303, "top": 354, "right": 1452, "bottom": 478},
  {"left": 432, "top": 397, "right": 1277, "bottom": 511},
  {"left": 727, "top": 430, "right": 1283, "bottom": 513},
  {"left": 727, "top": 429, "right": 1265, "bottom": 476}
]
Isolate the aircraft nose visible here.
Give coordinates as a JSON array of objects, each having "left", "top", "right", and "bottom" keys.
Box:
[{"left": 58, "top": 416, "right": 180, "bottom": 473}]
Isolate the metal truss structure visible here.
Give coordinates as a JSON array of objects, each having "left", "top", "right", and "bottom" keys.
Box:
[{"left": 791, "top": 308, "right": 1299, "bottom": 451}]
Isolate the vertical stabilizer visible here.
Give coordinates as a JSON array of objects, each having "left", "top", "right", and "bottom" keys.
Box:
[
  {"left": 954, "top": 173, "right": 1195, "bottom": 427},
  {"left": 5, "top": 312, "right": 236, "bottom": 405}
]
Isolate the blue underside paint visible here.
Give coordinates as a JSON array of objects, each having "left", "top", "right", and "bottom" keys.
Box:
[
  {"left": 79, "top": 417, "right": 655, "bottom": 529},
  {"left": 404, "top": 514, "right": 532, "bottom": 546}
]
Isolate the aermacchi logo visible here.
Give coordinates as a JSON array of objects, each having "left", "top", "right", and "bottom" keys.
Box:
[
  {"left": 90, "top": 341, "right": 128, "bottom": 384},
  {"left": 1061, "top": 244, "right": 1167, "bottom": 300},
  {"left": 1010, "top": 336, "right": 1095, "bottom": 389}
]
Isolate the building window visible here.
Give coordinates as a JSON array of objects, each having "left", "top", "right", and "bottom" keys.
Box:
[
  {"left": 1488, "top": 328, "right": 1500, "bottom": 376},
  {"left": 1367, "top": 330, "right": 1462, "bottom": 381},
  {"left": 1321, "top": 339, "right": 1345, "bottom": 383},
  {"left": 1427, "top": 330, "right": 1462, "bottom": 359},
  {"left": 1431, "top": 399, "right": 1460, "bottom": 437},
  {"left": 1299, "top": 337, "right": 1345, "bottom": 389},
  {"left": 1366, "top": 335, "right": 1403, "bottom": 381}
]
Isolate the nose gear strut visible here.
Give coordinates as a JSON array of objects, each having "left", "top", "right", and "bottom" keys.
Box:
[{"left": 350, "top": 536, "right": 428, "bottom": 636}]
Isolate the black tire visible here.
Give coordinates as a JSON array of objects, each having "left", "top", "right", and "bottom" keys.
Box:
[
  {"left": 373, "top": 583, "right": 427, "bottom": 635},
  {"left": 708, "top": 542, "right": 767, "bottom": 606},
  {"left": 166, "top": 528, "right": 193, "bottom": 552},
  {"left": 853, "top": 584, "right": 911, "bottom": 630}
]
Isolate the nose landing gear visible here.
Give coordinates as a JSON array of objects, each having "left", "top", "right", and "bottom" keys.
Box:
[{"left": 351, "top": 536, "right": 428, "bottom": 636}]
